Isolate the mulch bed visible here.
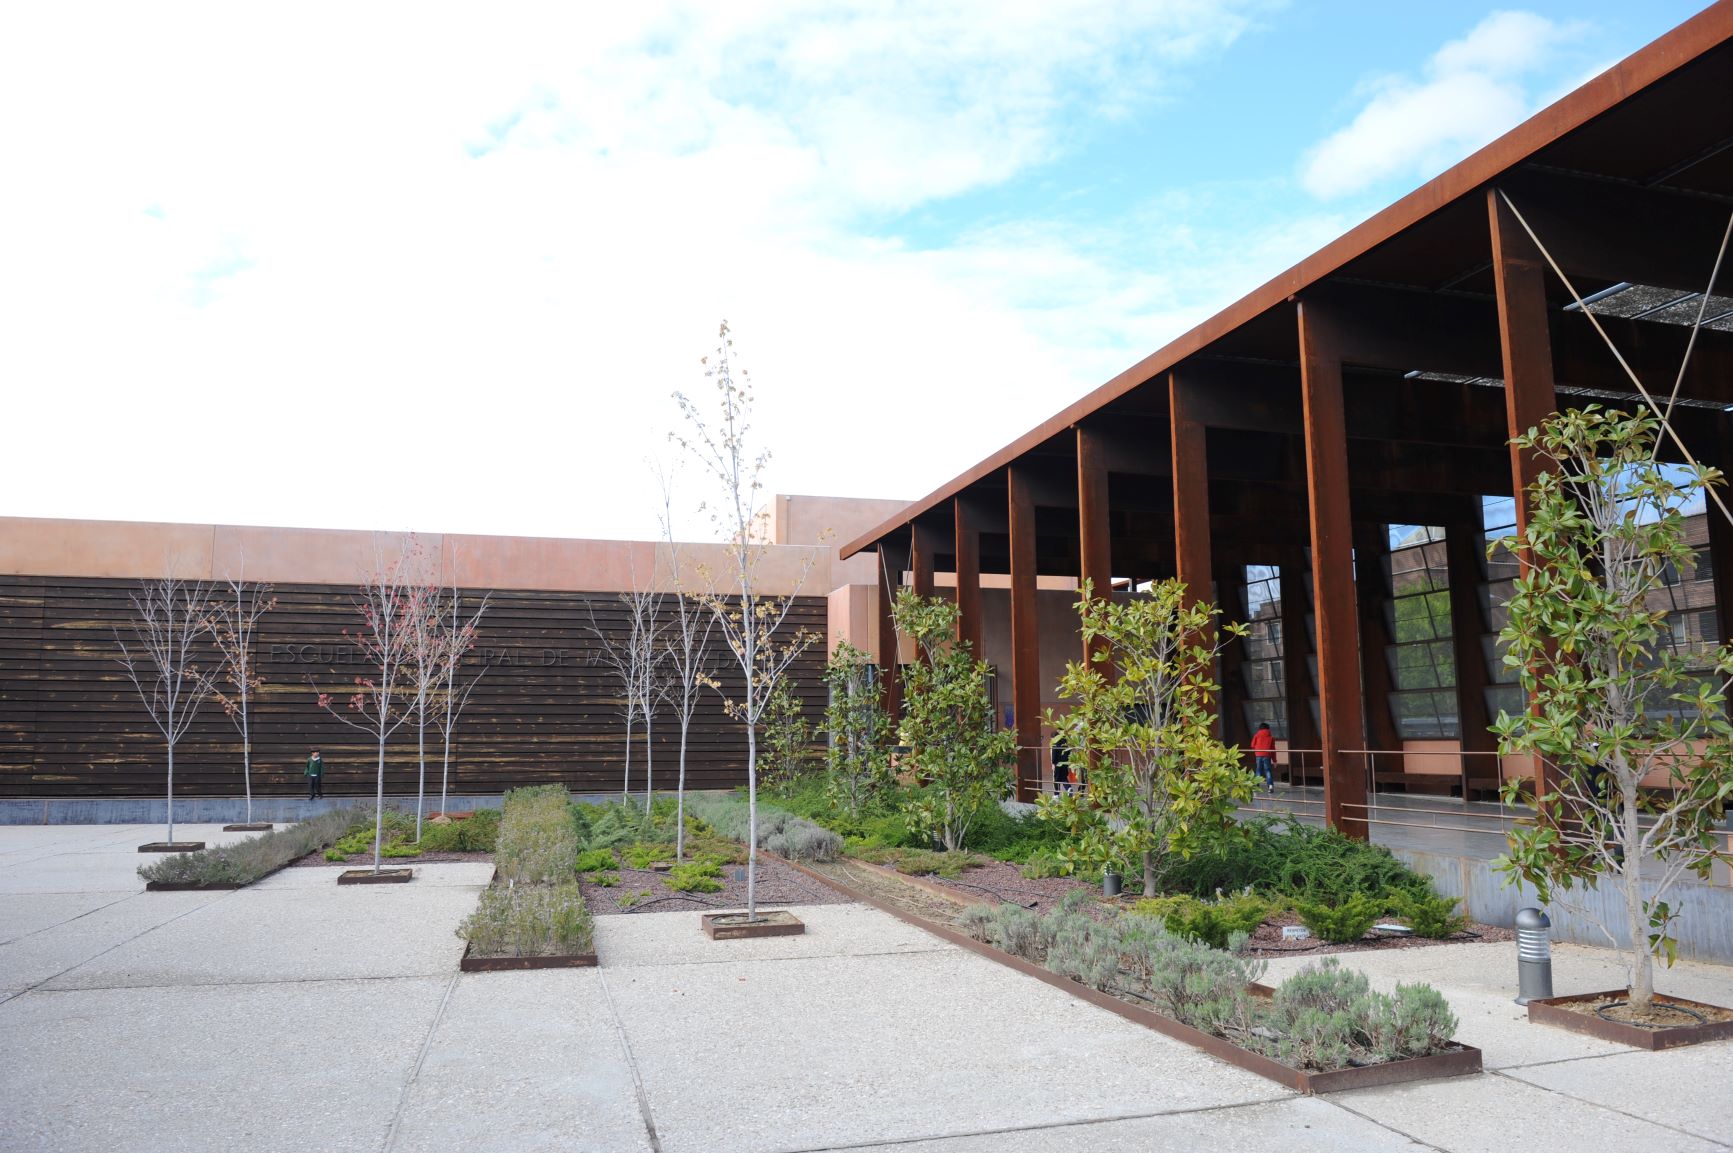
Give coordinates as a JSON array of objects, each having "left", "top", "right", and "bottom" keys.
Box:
[
  {"left": 289, "top": 850, "right": 495, "bottom": 868},
  {"left": 578, "top": 854, "right": 848, "bottom": 915},
  {"left": 848, "top": 858, "right": 1513, "bottom": 957}
]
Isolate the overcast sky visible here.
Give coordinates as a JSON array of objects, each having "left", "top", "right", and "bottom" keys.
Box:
[{"left": 0, "top": 2, "right": 1706, "bottom": 543}]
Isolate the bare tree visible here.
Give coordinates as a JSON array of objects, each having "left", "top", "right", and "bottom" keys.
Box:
[
  {"left": 672, "top": 321, "right": 820, "bottom": 919},
  {"left": 205, "top": 565, "right": 275, "bottom": 826},
  {"left": 434, "top": 560, "right": 487, "bottom": 819},
  {"left": 115, "top": 572, "right": 215, "bottom": 846},
  {"left": 589, "top": 570, "right": 662, "bottom": 809},
  {"left": 406, "top": 576, "right": 445, "bottom": 842},
  {"left": 318, "top": 538, "right": 424, "bottom": 874},
  {"left": 657, "top": 470, "right": 716, "bottom": 860}
]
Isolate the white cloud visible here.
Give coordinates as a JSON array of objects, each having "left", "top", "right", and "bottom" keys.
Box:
[
  {"left": 1300, "top": 10, "right": 1582, "bottom": 200},
  {"left": 0, "top": 2, "right": 1310, "bottom": 544}
]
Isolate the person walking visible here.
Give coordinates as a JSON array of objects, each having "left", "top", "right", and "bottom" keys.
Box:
[
  {"left": 305, "top": 749, "right": 325, "bottom": 801},
  {"left": 1250, "top": 723, "right": 1276, "bottom": 792}
]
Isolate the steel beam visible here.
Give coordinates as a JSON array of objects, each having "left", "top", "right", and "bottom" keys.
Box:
[
  {"left": 1298, "top": 300, "right": 1370, "bottom": 839},
  {"left": 1008, "top": 466, "right": 1042, "bottom": 802},
  {"left": 1170, "top": 372, "right": 1213, "bottom": 607}
]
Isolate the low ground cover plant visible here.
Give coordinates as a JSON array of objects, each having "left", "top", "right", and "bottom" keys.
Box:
[
  {"left": 415, "top": 808, "right": 500, "bottom": 853},
  {"left": 1162, "top": 816, "right": 1432, "bottom": 906},
  {"left": 851, "top": 844, "right": 988, "bottom": 878},
  {"left": 457, "top": 785, "right": 596, "bottom": 959},
  {"left": 1293, "top": 894, "right": 1385, "bottom": 944},
  {"left": 575, "top": 848, "right": 618, "bottom": 874},
  {"left": 457, "top": 880, "right": 594, "bottom": 958},
  {"left": 1386, "top": 891, "right": 1468, "bottom": 939},
  {"left": 495, "top": 785, "right": 581, "bottom": 884},
  {"left": 666, "top": 860, "right": 725, "bottom": 892},
  {"left": 138, "top": 807, "right": 364, "bottom": 886},
  {"left": 1133, "top": 891, "right": 1277, "bottom": 949},
  {"left": 687, "top": 793, "right": 843, "bottom": 862},
  {"left": 957, "top": 894, "right": 1459, "bottom": 1071}
]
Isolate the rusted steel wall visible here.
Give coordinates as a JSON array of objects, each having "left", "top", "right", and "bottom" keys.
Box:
[{"left": 0, "top": 575, "right": 827, "bottom": 798}]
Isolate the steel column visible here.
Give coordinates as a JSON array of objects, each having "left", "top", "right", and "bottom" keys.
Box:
[
  {"left": 1490, "top": 186, "right": 1561, "bottom": 801},
  {"left": 910, "top": 523, "right": 935, "bottom": 601},
  {"left": 953, "top": 497, "right": 982, "bottom": 657},
  {"left": 875, "top": 536, "right": 908, "bottom": 724},
  {"left": 1077, "top": 424, "right": 1114, "bottom": 669},
  {"left": 1170, "top": 372, "right": 1213, "bottom": 606},
  {"left": 1008, "top": 466, "right": 1042, "bottom": 802},
  {"left": 1298, "top": 301, "right": 1369, "bottom": 839},
  {"left": 1279, "top": 558, "right": 1321, "bottom": 778},
  {"left": 1446, "top": 503, "right": 1496, "bottom": 794},
  {"left": 1353, "top": 522, "right": 1405, "bottom": 781}
]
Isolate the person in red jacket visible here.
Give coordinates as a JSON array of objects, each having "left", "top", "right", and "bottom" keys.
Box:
[{"left": 1249, "top": 723, "right": 1276, "bottom": 792}]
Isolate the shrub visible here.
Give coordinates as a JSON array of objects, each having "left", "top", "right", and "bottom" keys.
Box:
[
  {"left": 325, "top": 809, "right": 419, "bottom": 861},
  {"left": 1294, "top": 894, "right": 1384, "bottom": 944},
  {"left": 457, "top": 880, "right": 593, "bottom": 958},
  {"left": 1132, "top": 892, "right": 1273, "bottom": 949},
  {"left": 138, "top": 808, "right": 364, "bottom": 886},
  {"left": 1164, "top": 816, "right": 1433, "bottom": 906},
  {"left": 1019, "top": 850, "right": 1066, "bottom": 879},
  {"left": 416, "top": 808, "right": 501, "bottom": 853},
  {"left": 686, "top": 794, "right": 842, "bottom": 862},
  {"left": 1246, "top": 958, "right": 1459, "bottom": 1070},
  {"left": 574, "top": 848, "right": 618, "bottom": 874},
  {"left": 1386, "top": 890, "right": 1468, "bottom": 939},
  {"left": 622, "top": 842, "right": 676, "bottom": 870},
  {"left": 666, "top": 861, "right": 724, "bottom": 892},
  {"left": 591, "top": 871, "right": 619, "bottom": 887},
  {"left": 495, "top": 786, "right": 580, "bottom": 884}
]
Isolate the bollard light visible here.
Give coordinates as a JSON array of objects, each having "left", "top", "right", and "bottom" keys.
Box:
[{"left": 1515, "top": 907, "right": 1554, "bottom": 1005}]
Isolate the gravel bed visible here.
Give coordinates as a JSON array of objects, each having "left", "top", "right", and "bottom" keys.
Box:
[
  {"left": 579, "top": 853, "right": 848, "bottom": 915},
  {"left": 290, "top": 849, "right": 495, "bottom": 868}
]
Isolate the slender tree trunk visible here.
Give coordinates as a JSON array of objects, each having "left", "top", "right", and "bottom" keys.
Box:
[
  {"left": 644, "top": 710, "right": 654, "bottom": 815},
  {"left": 676, "top": 719, "right": 689, "bottom": 860},
  {"left": 166, "top": 739, "right": 175, "bottom": 844},
  {"left": 415, "top": 697, "right": 427, "bottom": 841},
  {"left": 1624, "top": 784, "right": 1652, "bottom": 1009},
  {"left": 374, "top": 733, "right": 386, "bottom": 874},
  {"left": 440, "top": 728, "right": 452, "bottom": 817},
  {"left": 622, "top": 714, "right": 634, "bottom": 801},
  {"left": 241, "top": 684, "right": 252, "bottom": 824},
  {"left": 747, "top": 723, "right": 758, "bottom": 919}
]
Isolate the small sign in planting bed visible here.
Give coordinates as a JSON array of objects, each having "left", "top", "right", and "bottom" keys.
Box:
[
  {"left": 338, "top": 867, "right": 414, "bottom": 885},
  {"left": 701, "top": 910, "right": 805, "bottom": 940},
  {"left": 459, "top": 945, "right": 598, "bottom": 972},
  {"left": 1528, "top": 991, "right": 1733, "bottom": 1050},
  {"left": 138, "top": 841, "right": 206, "bottom": 853},
  {"left": 222, "top": 822, "right": 274, "bottom": 832},
  {"left": 774, "top": 854, "right": 1481, "bottom": 1094}
]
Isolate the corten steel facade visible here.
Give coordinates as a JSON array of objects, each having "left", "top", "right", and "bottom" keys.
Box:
[
  {"left": 0, "top": 500, "right": 902, "bottom": 798},
  {"left": 840, "top": 3, "right": 1733, "bottom": 838}
]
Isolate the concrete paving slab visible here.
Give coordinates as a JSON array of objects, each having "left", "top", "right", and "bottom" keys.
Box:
[
  {"left": 861, "top": 1097, "right": 1426, "bottom": 1152},
  {"left": 0, "top": 890, "right": 229, "bottom": 992},
  {"left": 593, "top": 902, "right": 950, "bottom": 969},
  {"left": 1334, "top": 1070, "right": 1726, "bottom": 1153},
  {"left": 43, "top": 873, "right": 479, "bottom": 989},
  {"left": 0, "top": 976, "right": 447, "bottom": 1153},
  {"left": 390, "top": 969, "right": 653, "bottom": 1153},
  {"left": 1504, "top": 1044, "right": 1733, "bottom": 1144},
  {"left": 604, "top": 943, "right": 1287, "bottom": 1153},
  {"left": 0, "top": 890, "right": 136, "bottom": 945},
  {"left": 0, "top": 825, "right": 268, "bottom": 894}
]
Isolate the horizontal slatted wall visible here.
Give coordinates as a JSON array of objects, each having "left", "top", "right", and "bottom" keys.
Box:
[{"left": 0, "top": 575, "right": 828, "bottom": 797}]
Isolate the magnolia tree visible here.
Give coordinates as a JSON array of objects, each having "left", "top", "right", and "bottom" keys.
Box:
[
  {"left": 205, "top": 571, "right": 275, "bottom": 826},
  {"left": 657, "top": 481, "right": 716, "bottom": 861},
  {"left": 823, "top": 640, "right": 893, "bottom": 821},
  {"left": 672, "top": 321, "right": 818, "bottom": 919},
  {"left": 1038, "top": 579, "right": 1256, "bottom": 897},
  {"left": 318, "top": 541, "right": 425, "bottom": 874},
  {"left": 434, "top": 572, "right": 487, "bottom": 818},
  {"left": 892, "top": 591, "right": 1016, "bottom": 852},
  {"left": 1494, "top": 408, "right": 1733, "bottom": 1012},
  {"left": 115, "top": 573, "right": 215, "bottom": 845}
]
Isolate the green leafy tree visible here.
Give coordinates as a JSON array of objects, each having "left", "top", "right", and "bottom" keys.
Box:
[
  {"left": 823, "top": 641, "right": 893, "bottom": 819},
  {"left": 1038, "top": 578, "right": 1257, "bottom": 897},
  {"left": 758, "top": 678, "right": 813, "bottom": 789},
  {"left": 892, "top": 591, "right": 1016, "bottom": 851},
  {"left": 1493, "top": 407, "right": 1733, "bottom": 1012}
]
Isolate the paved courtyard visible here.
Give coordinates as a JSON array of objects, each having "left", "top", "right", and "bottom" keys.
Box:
[{"left": 1, "top": 824, "right": 1730, "bottom": 1152}]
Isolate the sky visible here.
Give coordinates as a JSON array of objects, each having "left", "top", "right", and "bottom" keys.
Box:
[{"left": 0, "top": 1, "right": 1711, "bottom": 544}]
